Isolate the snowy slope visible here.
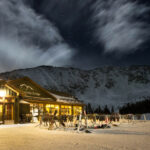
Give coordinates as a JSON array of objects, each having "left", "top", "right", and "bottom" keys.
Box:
[{"left": 0, "top": 65, "right": 150, "bottom": 107}]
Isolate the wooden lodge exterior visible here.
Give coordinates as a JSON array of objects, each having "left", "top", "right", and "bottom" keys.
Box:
[{"left": 0, "top": 77, "right": 84, "bottom": 124}]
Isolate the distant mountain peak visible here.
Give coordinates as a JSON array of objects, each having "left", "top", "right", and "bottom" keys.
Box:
[{"left": 0, "top": 65, "right": 150, "bottom": 107}]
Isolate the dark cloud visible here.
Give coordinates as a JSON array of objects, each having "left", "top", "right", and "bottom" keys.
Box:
[
  {"left": 29, "top": 0, "right": 150, "bottom": 67},
  {"left": 92, "top": 0, "right": 150, "bottom": 53}
]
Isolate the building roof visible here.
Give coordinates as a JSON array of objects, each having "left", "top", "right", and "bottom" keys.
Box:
[
  {"left": 0, "top": 77, "right": 84, "bottom": 105},
  {"left": 0, "top": 79, "right": 6, "bottom": 85},
  {"left": 49, "top": 90, "right": 84, "bottom": 105},
  {"left": 6, "top": 77, "right": 57, "bottom": 101}
]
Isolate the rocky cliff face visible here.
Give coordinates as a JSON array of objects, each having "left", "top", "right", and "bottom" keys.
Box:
[{"left": 0, "top": 65, "right": 150, "bottom": 107}]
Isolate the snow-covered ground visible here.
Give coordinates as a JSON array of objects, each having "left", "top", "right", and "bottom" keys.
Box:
[
  {"left": 135, "top": 114, "right": 150, "bottom": 120},
  {"left": 0, "top": 123, "right": 33, "bottom": 129},
  {"left": 0, "top": 121, "right": 150, "bottom": 150}
]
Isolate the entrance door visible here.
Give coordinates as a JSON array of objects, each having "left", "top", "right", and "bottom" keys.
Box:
[
  {"left": 0, "top": 104, "right": 14, "bottom": 124},
  {"left": 5, "top": 104, "right": 13, "bottom": 120},
  {"left": 0, "top": 104, "right": 2, "bottom": 123}
]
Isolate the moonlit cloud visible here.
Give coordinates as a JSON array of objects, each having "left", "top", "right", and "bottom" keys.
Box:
[
  {"left": 0, "top": 36, "right": 74, "bottom": 72},
  {"left": 92, "top": 0, "right": 150, "bottom": 54},
  {"left": 0, "top": 0, "right": 150, "bottom": 72},
  {"left": 0, "top": 0, "right": 74, "bottom": 72}
]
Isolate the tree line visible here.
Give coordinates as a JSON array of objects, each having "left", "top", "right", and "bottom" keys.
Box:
[
  {"left": 86, "top": 99, "right": 150, "bottom": 114},
  {"left": 119, "top": 99, "right": 150, "bottom": 114},
  {"left": 86, "top": 103, "right": 114, "bottom": 114}
]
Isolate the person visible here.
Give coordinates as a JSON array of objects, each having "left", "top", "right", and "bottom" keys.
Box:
[{"left": 42, "top": 111, "right": 50, "bottom": 126}]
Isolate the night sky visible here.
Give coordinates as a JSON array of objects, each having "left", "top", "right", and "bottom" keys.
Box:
[{"left": 0, "top": 0, "right": 150, "bottom": 72}]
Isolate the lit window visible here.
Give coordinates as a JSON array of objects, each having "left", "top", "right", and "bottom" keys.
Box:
[
  {"left": 61, "top": 105, "right": 72, "bottom": 115},
  {"left": 45, "top": 104, "right": 59, "bottom": 115},
  {"left": 73, "top": 106, "right": 82, "bottom": 116}
]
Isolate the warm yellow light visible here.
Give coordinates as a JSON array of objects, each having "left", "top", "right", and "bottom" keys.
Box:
[
  {"left": 51, "top": 105, "right": 54, "bottom": 108},
  {"left": 0, "top": 90, "right": 6, "bottom": 98},
  {"left": 46, "top": 104, "right": 51, "bottom": 108}
]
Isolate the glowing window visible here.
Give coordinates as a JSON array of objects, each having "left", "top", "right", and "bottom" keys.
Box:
[
  {"left": 45, "top": 104, "right": 59, "bottom": 115},
  {"left": 61, "top": 105, "right": 72, "bottom": 115},
  {"left": 73, "top": 106, "right": 82, "bottom": 116}
]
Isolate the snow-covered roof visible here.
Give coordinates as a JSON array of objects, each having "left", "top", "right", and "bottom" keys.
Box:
[{"left": 49, "top": 92, "right": 83, "bottom": 105}]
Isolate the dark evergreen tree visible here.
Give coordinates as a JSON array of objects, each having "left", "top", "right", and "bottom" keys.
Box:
[
  {"left": 86, "top": 103, "right": 93, "bottom": 114},
  {"left": 94, "top": 105, "right": 102, "bottom": 114},
  {"left": 111, "top": 106, "right": 114, "bottom": 114},
  {"left": 103, "top": 105, "right": 110, "bottom": 114}
]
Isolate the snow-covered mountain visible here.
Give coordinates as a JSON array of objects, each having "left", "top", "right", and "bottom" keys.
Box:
[{"left": 0, "top": 65, "right": 150, "bottom": 107}]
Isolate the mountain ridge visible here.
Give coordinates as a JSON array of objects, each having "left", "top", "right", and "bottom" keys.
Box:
[{"left": 0, "top": 65, "right": 150, "bottom": 108}]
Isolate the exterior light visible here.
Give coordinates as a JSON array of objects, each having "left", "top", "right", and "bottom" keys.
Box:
[
  {"left": 0, "top": 90, "right": 6, "bottom": 99},
  {"left": 0, "top": 90, "right": 6, "bottom": 124}
]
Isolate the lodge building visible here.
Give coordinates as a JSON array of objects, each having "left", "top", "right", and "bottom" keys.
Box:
[{"left": 0, "top": 77, "right": 84, "bottom": 124}]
